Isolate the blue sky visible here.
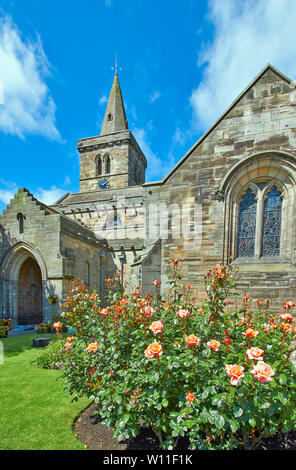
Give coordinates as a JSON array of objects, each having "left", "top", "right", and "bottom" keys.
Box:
[{"left": 1, "top": 0, "right": 296, "bottom": 211}]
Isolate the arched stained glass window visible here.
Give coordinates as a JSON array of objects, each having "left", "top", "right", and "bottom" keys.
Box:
[
  {"left": 238, "top": 188, "right": 257, "bottom": 257},
  {"left": 262, "top": 185, "right": 282, "bottom": 256}
]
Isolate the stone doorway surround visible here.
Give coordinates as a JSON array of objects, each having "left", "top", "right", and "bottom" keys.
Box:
[{"left": 0, "top": 242, "right": 47, "bottom": 326}]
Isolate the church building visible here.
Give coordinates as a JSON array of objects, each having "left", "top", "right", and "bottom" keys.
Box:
[{"left": 1, "top": 63, "right": 296, "bottom": 325}]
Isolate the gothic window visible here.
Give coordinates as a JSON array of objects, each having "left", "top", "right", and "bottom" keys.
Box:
[
  {"left": 237, "top": 182, "right": 283, "bottom": 258},
  {"left": 17, "top": 213, "right": 25, "bottom": 234},
  {"left": 238, "top": 188, "right": 257, "bottom": 257},
  {"left": 105, "top": 154, "right": 111, "bottom": 174},
  {"left": 262, "top": 185, "right": 282, "bottom": 256},
  {"left": 96, "top": 155, "right": 102, "bottom": 176},
  {"left": 107, "top": 113, "right": 113, "bottom": 121}
]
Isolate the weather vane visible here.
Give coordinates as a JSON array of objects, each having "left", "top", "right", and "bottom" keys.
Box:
[{"left": 111, "top": 54, "right": 122, "bottom": 75}]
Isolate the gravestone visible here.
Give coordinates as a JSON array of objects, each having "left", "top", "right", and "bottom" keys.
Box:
[{"left": 32, "top": 337, "right": 50, "bottom": 348}]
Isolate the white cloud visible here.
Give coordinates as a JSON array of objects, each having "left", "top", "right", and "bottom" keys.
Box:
[
  {"left": 63, "top": 175, "right": 71, "bottom": 186},
  {"left": 190, "top": 0, "right": 296, "bottom": 131},
  {"left": 99, "top": 94, "right": 107, "bottom": 105},
  {"left": 35, "top": 186, "right": 66, "bottom": 205},
  {"left": 0, "top": 178, "right": 17, "bottom": 205},
  {"left": 133, "top": 127, "right": 176, "bottom": 180},
  {"left": 0, "top": 13, "right": 61, "bottom": 140},
  {"left": 149, "top": 90, "right": 161, "bottom": 103}
]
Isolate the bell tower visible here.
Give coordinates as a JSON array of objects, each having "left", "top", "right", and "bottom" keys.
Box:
[{"left": 78, "top": 72, "right": 147, "bottom": 193}]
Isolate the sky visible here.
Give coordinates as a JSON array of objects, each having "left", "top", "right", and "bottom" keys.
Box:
[{"left": 1, "top": 0, "right": 296, "bottom": 212}]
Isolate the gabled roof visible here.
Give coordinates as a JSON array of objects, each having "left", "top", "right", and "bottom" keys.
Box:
[
  {"left": 144, "top": 64, "right": 296, "bottom": 187},
  {"left": 0, "top": 188, "right": 107, "bottom": 247}
]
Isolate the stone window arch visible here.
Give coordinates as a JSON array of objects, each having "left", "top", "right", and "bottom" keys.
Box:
[
  {"left": 105, "top": 154, "right": 111, "bottom": 174},
  {"left": 95, "top": 155, "right": 102, "bottom": 176},
  {"left": 220, "top": 153, "right": 296, "bottom": 264},
  {"left": 17, "top": 213, "right": 25, "bottom": 234}
]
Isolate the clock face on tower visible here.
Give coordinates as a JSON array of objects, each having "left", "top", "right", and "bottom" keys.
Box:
[{"left": 98, "top": 178, "right": 110, "bottom": 190}]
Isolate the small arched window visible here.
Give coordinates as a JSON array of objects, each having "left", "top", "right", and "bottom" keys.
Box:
[
  {"left": 17, "top": 213, "right": 25, "bottom": 234},
  {"left": 107, "top": 113, "right": 113, "bottom": 121},
  {"left": 96, "top": 155, "right": 102, "bottom": 176},
  {"left": 105, "top": 154, "right": 111, "bottom": 174}
]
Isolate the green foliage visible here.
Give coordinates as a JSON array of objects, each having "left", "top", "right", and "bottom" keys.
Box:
[
  {"left": 32, "top": 341, "right": 65, "bottom": 369},
  {"left": 58, "top": 264, "right": 296, "bottom": 450}
]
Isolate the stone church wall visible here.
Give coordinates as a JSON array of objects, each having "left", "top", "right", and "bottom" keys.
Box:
[{"left": 143, "top": 68, "right": 296, "bottom": 311}]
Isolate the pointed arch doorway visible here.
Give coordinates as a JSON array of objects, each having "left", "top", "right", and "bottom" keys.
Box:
[
  {"left": 18, "top": 257, "right": 43, "bottom": 325},
  {"left": 0, "top": 242, "right": 46, "bottom": 325}
]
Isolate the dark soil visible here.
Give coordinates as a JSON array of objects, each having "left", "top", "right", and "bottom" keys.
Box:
[{"left": 74, "top": 403, "right": 296, "bottom": 450}]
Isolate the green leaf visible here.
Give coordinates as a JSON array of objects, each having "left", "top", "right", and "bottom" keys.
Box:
[
  {"left": 215, "top": 415, "right": 225, "bottom": 430},
  {"left": 249, "top": 418, "right": 256, "bottom": 427},
  {"left": 230, "top": 419, "right": 239, "bottom": 433},
  {"left": 279, "top": 374, "right": 287, "bottom": 385},
  {"left": 234, "top": 407, "right": 243, "bottom": 418}
]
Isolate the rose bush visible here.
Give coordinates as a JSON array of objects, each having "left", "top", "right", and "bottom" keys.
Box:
[{"left": 58, "top": 262, "right": 296, "bottom": 450}]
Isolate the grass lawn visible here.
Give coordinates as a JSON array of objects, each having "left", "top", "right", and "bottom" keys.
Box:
[{"left": 0, "top": 334, "right": 90, "bottom": 450}]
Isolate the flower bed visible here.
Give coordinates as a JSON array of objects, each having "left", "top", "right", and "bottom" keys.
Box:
[
  {"left": 58, "top": 264, "right": 296, "bottom": 450},
  {"left": 0, "top": 318, "right": 12, "bottom": 337},
  {"left": 36, "top": 317, "right": 67, "bottom": 334}
]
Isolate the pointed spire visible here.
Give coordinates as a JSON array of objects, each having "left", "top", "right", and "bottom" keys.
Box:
[{"left": 100, "top": 72, "right": 128, "bottom": 135}]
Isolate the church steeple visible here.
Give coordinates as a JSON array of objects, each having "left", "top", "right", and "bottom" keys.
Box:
[{"left": 100, "top": 73, "right": 128, "bottom": 135}]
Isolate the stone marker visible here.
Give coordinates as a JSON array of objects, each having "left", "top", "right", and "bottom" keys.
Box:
[{"left": 32, "top": 337, "right": 50, "bottom": 348}]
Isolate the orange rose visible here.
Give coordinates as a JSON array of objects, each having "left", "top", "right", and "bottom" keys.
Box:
[
  {"left": 65, "top": 343, "right": 72, "bottom": 350},
  {"left": 225, "top": 364, "right": 245, "bottom": 386},
  {"left": 243, "top": 328, "right": 259, "bottom": 338},
  {"left": 186, "top": 391, "right": 195, "bottom": 402},
  {"left": 66, "top": 336, "right": 74, "bottom": 342},
  {"left": 281, "top": 322, "right": 292, "bottom": 332},
  {"left": 246, "top": 347, "right": 264, "bottom": 361},
  {"left": 176, "top": 309, "right": 190, "bottom": 319},
  {"left": 52, "top": 322, "right": 62, "bottom": 329},
  {"left": 144, "top": 342, "right": 163, "bottom": 359},
  {"left": 100, "top": 308, "right": 109, "bottom": 316},
  {"left": 251, "top": 361, "right": 275, "bottom": 383},
  {"left": 142, "top": 305, "right": 154, "bottom": 317},
  {"left": 87, "top": 342, "right": 99, "bottom": 353},
  {"left": 149, "top": 321, "right": 163, "bottom": 334},
  {"left": 280, "top": 313, "right": 293, "bottom": 323},
  {"left": 186, "top": 334, "right": 200, "bottom": 346},
  {"left": 207, "top": 339, "right": 220, "bottom": 351}
]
